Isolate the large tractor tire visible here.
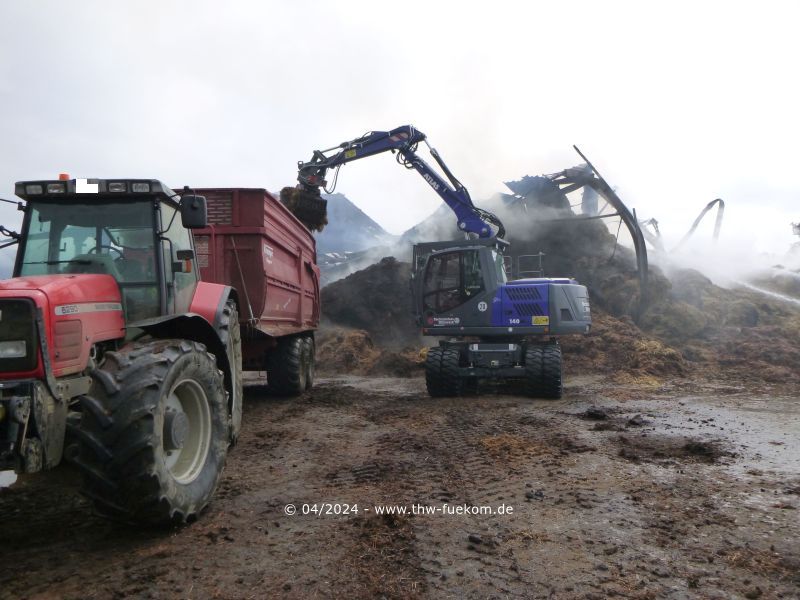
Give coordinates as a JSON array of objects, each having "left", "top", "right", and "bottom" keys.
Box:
[
  {"left": 218, "top": 300, "right": 243, "bottom": 444},
  {"left": 72, "top": 339, "right": 228, "bottom": 526},
  {"left": 524, "top": 343, "right": 563, "bottom": 399},
  {"left": 425, "top": 346, "right": 463, "bottom": 397},
  {"left": 266, "top": 335, "right": 308, "bottom": 396}
]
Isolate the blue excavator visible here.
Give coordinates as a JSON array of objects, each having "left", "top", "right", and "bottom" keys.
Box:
[{"left": 293, "top": 125, "right": 591, "bottom": 398}]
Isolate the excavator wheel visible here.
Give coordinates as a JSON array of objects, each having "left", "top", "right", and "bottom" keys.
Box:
[
  {"left": 524, "top": 343, "right": 563, "bottom": 399},
  {"left": 426, "top": 346, "right": 464, "bottom": 397},
  {"left": 425, "top": 346, "right": 446, "bottom": 397},
  {"left": 72, "top": 339, "right": 228, "bottom": 526},
  {"left": 440, "top": 348, "right": 464, "bottom": 396}
]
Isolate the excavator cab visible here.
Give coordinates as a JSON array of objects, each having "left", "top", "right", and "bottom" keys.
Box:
[
  {"left": 413, "top": 239, "right": 507, "bottom": 322},
  {"left": 412, "top": 238, "right": 591, "bottom": 398}
]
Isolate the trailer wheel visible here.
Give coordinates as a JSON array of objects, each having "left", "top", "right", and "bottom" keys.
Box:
[
  {"left": 219, "top": 300, "right": 243, "bottom": 444},
  {"left": 266, "top": 336, "right": 306, "bottom": 396},
  {"left": 73, "top": 339, "right": 228, "bottom": 525},
  {"left": 303, "top": 335, "right": 315, "bottom": 390},
  {"left": 524, "top": 343, "right": 563, "bottom": 399}
]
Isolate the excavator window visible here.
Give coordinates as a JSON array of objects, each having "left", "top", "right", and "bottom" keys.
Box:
[{"left": 422, "top": 250, "right": 485, "bottom": 313}]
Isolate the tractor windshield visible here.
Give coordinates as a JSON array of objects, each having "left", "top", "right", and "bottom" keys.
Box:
[{"left": 18, "top": 200, "right": 159, "bottom": 320}]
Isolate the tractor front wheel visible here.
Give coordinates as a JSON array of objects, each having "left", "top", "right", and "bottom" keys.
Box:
[{"left": 72, "top": 339, "right": 228, "bottom": 525}]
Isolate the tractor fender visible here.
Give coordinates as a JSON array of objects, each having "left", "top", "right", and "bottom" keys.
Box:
[
  {"left": 187, "top": 284, "right": 240, "bottom": 416},
  {"left": 134, "top": 313, "right": 229, "bottom": 379},
  {"left": 131, "top": 285, "right": 240, "bottom": 421}
]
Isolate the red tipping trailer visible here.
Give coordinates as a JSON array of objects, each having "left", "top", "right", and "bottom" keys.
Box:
[{"left": 189, "top": 187, "right": 320, "bottom": 392}]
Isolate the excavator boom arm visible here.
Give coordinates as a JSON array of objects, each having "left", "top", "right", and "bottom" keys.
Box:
[{"left": 297, "top": 125, "right": 503, "bottom": 238}]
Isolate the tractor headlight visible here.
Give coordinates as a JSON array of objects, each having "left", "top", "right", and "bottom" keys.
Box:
[
  {"left": 131, "top": 182, "right": 151, "bottom": 193},
  {"left": 24, "top": 184, "right": 43, "bottom": 195},
  {"left": 0, "top": 340, "right": 26, "bottom": 359}
]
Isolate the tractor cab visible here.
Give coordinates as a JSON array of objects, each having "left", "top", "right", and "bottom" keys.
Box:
[
  {"left": 13, "top": 178, "right": 207, "bottom": 323},
  {"left": 0, "top": 177, "right": 241, "bottom": 523}
]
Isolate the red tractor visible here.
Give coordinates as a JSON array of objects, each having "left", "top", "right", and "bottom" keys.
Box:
[{"left": 0, "top": 177, "right": 319, "bottom": 524}]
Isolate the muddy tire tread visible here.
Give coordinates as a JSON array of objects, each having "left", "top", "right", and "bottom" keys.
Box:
[
  {"left": 68, "top": 339, "right": 227, "bottom": 525},
  {"left": 267, "top": 336, "right": 306, "bottom": 396},
  {"left": 524, "top": 344, "right": 563, "bottom": 399},
  {"left": 425, "top": 347, "right": 446, "bottom": 397},
  {"left": 218, "top": 300, "right": 243, "bottom": 443}
]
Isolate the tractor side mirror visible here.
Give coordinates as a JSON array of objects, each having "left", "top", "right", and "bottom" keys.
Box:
[{"left": 180, "top": 194, "right": 208, "bottom": 229}]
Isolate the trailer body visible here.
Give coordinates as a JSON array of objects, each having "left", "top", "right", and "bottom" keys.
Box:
[{"left": 188, "top": 188, "right": 320, "bottom": 370}]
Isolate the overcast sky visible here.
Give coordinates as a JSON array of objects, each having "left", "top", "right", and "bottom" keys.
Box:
[{"left": 1, "top": 0, "right": 798, "bottom": 256}]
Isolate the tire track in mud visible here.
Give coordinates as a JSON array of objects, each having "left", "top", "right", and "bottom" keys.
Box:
[
  {"left": 359, "top": 394, "right": 592, "bottom": 596},
  {"left": 3, "top": 377, "right": 799, "bottom": 599}
]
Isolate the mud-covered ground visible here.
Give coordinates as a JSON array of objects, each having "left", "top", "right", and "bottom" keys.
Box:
[{"left": 1, "top": 375, "right": 798, "bottom": 600}]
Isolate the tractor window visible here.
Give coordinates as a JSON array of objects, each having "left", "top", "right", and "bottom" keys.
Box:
[
  {"left": 159, "top": 202, "right": 198, "bottom": 314},
  {"left": 422, "top": 250, "right": 484, "bottom": 314},
  {"left": 19, "top": 200, "right": 160, "bottom": 321}
]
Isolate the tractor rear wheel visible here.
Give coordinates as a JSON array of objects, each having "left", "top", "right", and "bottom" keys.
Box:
[
  {"left": 72, "top": 339, "right": 228, "bottom": 525},
  {"left": 266, "top": 335, "right": 307, "bottom": 396},
  {"left": 524, "top": 343, "right": 563, "bottom": 399}
]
